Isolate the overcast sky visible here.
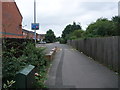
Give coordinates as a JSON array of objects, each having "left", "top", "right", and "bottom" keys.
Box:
[{"left": 15, "top": 0, "right": 119, "bottom": 37}]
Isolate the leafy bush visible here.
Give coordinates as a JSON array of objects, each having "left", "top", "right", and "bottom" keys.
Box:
[
  {"left": 2, "top": 39, "right": 48, "bottom": 84},
  {"left": 3, "top": 80, "right": 16, "bottom": 90},
  {"left": 23, "top": 43, "right": 48, "bottom": 69},
  {"left": 60, "top": 38, "right": 67, "bottom": 44}
]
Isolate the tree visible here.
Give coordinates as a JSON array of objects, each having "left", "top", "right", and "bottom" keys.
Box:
[
  {"left": 66, "top": 29, "right": 85, "bottom": 40},
  {"left": 112, "top": 16, "right": 120, "bottom": 36},
  {"left": 61, "top": 22, "right": 82, "bottom": 43},
  {"left": 62, "top": 22, "right": 81, "bottom": 38},
  {"left": 86, "top": 18, "right": 115, "bottom": 37},
  {"left": 56, "top": 37, "right": 61, "bottom": 42},
  {"left": 45, "top": 29, "right": 56, "bottom": 43},
  {"left": 72, "top": 29, "right": 84, "bottom": 38}
]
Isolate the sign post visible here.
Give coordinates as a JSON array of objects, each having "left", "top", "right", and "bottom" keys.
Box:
[
  {"left": 31, "top": 23, "right": 39, "bottom": 30},
  {"left": 34, "top": 0, "right": 36, "bottom": 44},
  {"left": 32, "top": 0, "right": 39, "bottom": 45}
]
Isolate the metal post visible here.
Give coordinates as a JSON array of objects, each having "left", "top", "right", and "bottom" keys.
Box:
[{"left": 34, "top": 0, "right": 36, "bottom": 44}]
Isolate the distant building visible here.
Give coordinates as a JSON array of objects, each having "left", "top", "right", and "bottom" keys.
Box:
[
  {"left": 118, "top": 1, "right": 120, "bottom": 16},
  {"left": 36, "top": 33, "right": 39, "bottom": 41},
  {"left": 28, "top": 31, "right": 35, "bottom": 39},
  {"left": 37, "top": 34, "right": 45, "bottom": 41},
  {"left": 1, "top": 0, "right": 23, "bottom": 38},
  {"left": 22, "top": 29, "right": 29, "bottom": 38},
  {"left": 22, "top": 29, "right": 45, "bottom": 40},
  {"left": 22, "top": 29, "right": 35, "bottom": 39}
]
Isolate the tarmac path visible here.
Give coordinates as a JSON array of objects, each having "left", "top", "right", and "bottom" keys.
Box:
[{"left": 39, "top": 43, "right": 119, "bottom": 88}]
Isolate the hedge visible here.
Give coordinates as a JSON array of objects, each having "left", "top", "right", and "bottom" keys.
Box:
[{"left": 2, "top": 38, "right": 47, "bottom": 86}]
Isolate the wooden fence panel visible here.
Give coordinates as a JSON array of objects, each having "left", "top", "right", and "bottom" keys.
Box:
[{"left": 67, "top": 36, "right": 119, "bottom": 72}]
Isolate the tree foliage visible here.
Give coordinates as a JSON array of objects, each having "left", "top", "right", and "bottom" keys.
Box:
[
  {"left": 60, "top": 16, "right": 119, "bottom": 43},
  {"left": 45, "top": 29, "right": 56, "bottom": 43},
  {"left": 72, "top": 30, "right": 84, "bottom": 38},
  {"left": 112, "top": 16, "right": 120, "bottom": 35},
  {"left": 62, "top": 22, "right": 81, "bottom": 38},
  {"left": 61, "top": 22, "right": 82, "bottom": 43},
  {"left": 86, "top": 18, "right": 115, "bottom": 37}
]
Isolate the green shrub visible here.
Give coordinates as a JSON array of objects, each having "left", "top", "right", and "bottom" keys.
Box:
[
  {"left": 2, "top": 40, "right": 47, "bottom": 84},
  {"left": 23, "top": 43, "right": 48, "bottom": 69}
]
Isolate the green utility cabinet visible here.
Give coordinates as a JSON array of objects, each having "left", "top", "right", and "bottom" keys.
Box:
[{"left": 15, "top": 65, "right": 36, "bottom": 89}]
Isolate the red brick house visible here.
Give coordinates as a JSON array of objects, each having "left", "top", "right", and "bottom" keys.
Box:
[
  {"left": 28, "top": 31, "right": 35, "bottom": 39},
  {"left": 22, "top": 29, "right": 46, "bottom": 40},
  {"left": 37, "top": 34, "right": 45, "bottom": 41},
  {"left": 22, "top": 29, "right": 35, "bottom": 39},
  {"left": 22, "top": 29, "right": 29, "bottom": 38},
  {"left": 1, "top": 0, "right": 23, "bottom": 38}
]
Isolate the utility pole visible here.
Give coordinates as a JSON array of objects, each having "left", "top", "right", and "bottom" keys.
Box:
[{"left": 34, "top": 0, "right": 36, "bottom": 44}]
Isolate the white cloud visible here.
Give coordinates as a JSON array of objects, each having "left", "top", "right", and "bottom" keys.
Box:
[{"left": 15, "top": 0, "right": 118, "bottom": 37}]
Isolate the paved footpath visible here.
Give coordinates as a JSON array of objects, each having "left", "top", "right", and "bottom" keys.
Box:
[{"left": 44, "top": 43, "right": 119, "bottom": 88}]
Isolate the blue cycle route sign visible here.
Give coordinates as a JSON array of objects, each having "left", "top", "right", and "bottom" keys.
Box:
[{"left": 31, "top": 23, "right": 39, "bottom": 30}]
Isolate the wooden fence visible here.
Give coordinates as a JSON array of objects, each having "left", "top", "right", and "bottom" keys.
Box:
[{"left": 67, "top": 36, "right": 120, "bottom": 72}]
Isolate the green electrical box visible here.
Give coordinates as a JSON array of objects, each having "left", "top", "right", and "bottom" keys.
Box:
[{"left": 15, "top": 65, "right": 36, "bottom": 89}]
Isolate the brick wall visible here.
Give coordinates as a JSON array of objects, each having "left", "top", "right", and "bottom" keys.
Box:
[
  {"left": 1, "top": 1, "right": 23, "bottom": 38},
  {"left": 0, "top": 1, "right": 2, "bottom": 36},
  {"left": 39, "top": 34, "right": 45, "bottom": 40},
  {"left": 28, "top": 32, "right": 34, "bottom": 39}
]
